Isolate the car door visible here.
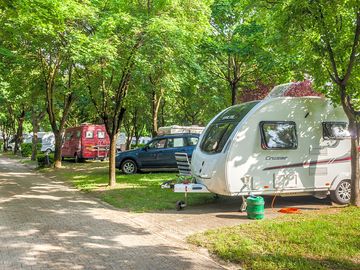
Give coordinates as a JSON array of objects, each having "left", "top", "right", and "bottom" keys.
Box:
[
  {"left": 158, "top": 137, "right": 187, "bottom": 168},
  {"left": 138, "top": 138, "right": 167, "bottom": 168}
]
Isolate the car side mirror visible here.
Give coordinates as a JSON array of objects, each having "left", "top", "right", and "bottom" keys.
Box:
[{"left": 143, "top": 146, "right": 149, "bottom": 151}]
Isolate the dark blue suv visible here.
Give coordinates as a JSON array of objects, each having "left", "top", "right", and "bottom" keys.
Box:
[{"left": 116, "top": 133, "right": 200, "bottom": 174}]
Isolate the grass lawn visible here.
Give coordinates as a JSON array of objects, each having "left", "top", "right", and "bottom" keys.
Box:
[
  {"left": 41, "top": 160, "right": 215, "bottom": 212},
  {"left": 188, "top": 207, "right": 360, "bottom": 270}
]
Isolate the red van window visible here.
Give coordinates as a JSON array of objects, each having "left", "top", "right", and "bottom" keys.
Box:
[
  {"left": 65, "top": 132, "right": 72, "bottom": 141},
  {"left": 76, "top": 131, "right": 81, "bottom": 138},
  {"left": 98, "top": 131, "right": 105, "bottom": 139},
  {"left": 85, "top": 131, "right": 93, "bottom": 138}
]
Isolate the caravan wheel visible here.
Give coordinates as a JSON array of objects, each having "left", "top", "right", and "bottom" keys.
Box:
[{"left": 330, "top": 180, "right": 351, "bottom": 205}]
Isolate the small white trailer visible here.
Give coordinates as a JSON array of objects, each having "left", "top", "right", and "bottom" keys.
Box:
[{"left": 190, "top": 83, "right": 353, "bottom": 205}]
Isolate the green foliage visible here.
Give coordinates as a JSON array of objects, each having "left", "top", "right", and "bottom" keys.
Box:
[
  {"left": 130, "top": 143, "right": 146, "bottom": 149},
  {"left": 259, "top": 0, "right": 360, "bottom": 103},
  {"left": 20, "top": 143, "right": 41, "bottom": 157},
  {"left": 189, "top": 207, "right": 360, "bottom": 270},
  {"left": 37, "top": 153, "right": 54, "bottom": 167}
]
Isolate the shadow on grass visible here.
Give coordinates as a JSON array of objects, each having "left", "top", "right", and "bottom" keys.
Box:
[{"left": 234, "top": 253, "right": 360, "bottom": 270}]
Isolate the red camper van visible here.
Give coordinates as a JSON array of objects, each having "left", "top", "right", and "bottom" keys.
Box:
[{"left": 62, "top": 124, "right": 110, "bottom": 162}]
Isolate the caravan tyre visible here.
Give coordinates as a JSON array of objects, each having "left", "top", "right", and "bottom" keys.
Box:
[
  {"left": 330, "top": 180, "right": 351, "bottom": 205},
  {"left": 176, "top": 200, "right": 186, "bottom": 211},
  {"left": 121, "top": 160, "right": 137, "bottom": 174}
]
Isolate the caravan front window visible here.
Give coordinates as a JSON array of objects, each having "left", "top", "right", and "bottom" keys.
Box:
[
  {"left": 201, "top": 101, "right": 259, "bottom": 154},
  {"left": 260, "top": 121, "right": 297, "bottom": 149}
]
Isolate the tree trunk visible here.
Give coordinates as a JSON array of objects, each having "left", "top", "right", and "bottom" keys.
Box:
[
  {"left": 53, "top": 131, "right": 63, "bottom": 168},
  {"left": 152, "top": 114, "right": 158, "bottom": 137},
  {"left": 1, "top": 128, "right": 8, "bottom": 152},
  {"left": 125, "top": 135, "right": 133, "bottom": 150},
  {"left": 108, "top": 134, "right": 117, "bottom": 187},
  {"left": 151, "top": 89, "right": 163, "bottom": 137},
  {"left": 30, "top": 111, "right": 45, "bottom": 161},
  {"left": 230, "top": 81, "right": 237, "bottom": 106},
  {"left": 14, "top": 110, "right": 25, "bottom": 155},
  {"left": 31, "top": 127, "right": 39, "bottom": 161},
  {"left": 349, "top": 119, "right": 360, "bottom": 206}
]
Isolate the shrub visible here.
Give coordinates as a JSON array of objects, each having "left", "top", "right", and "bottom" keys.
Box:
[
  {"left": 37, "top": 153, "right": 54, "bottom": 167},
  {"left": 21, "top": 143, "right": 42, "bottom": 157},
  {"left": 130, "top": 143, "right": 146, "bottom": 149}
]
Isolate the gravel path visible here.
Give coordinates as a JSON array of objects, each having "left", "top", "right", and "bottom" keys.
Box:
[{"left": 0, "top": 156, "right": 224, "bottom": 270}]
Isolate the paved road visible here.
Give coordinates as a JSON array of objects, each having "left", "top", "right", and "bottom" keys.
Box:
[{"left": 0, "top": 157, "right": 224, "bottom": 270}]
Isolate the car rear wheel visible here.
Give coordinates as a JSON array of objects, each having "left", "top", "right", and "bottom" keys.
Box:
[
  {"left": 330, "top": 179, "right": 351, "bottom": 205},
  {"left": 121, "top": 159, "right": 137, "bottom": 174}
]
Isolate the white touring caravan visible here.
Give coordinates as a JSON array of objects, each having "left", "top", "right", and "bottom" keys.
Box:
[
  {"left": 190, "top": 83, "right": 352, "bottom": 205},
  {"left": 41, "top": 132, "right": 55, "bottom": 153}
]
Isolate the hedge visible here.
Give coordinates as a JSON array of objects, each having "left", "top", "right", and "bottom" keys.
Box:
[
  {"left": 20, "top": 143, "right": 42, "bottom": 157},
  {"left": 37, "top": 153, "right": 54, "bottom": 167}
]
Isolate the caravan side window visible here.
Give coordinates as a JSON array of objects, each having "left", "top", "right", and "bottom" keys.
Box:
[
  {"left": 260, "top": 121, "right": 297, "bottom": 150},
  {"left": 323, "top": 122, "right": 350, "bottom": 140}
]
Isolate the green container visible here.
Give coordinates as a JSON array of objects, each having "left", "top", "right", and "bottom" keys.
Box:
[{"left": 246, "top": 196, "right": 264, "bottom": 220}]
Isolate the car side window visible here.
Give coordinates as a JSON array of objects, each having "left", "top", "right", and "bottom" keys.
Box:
[
  {"left": 167, "top": 138, "right": 185, "bottom": 148},
  {"left": 148, "top": 139, "right": 166, "bottom": 149},
  {"left": 188, "top": 137, "right": 199, "bottom": 146}
]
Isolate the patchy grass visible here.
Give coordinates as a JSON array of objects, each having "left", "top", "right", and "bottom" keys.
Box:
[
  {"left": 0, "top": 152, "right": 22, "bottom": 159},
  {"left": 188, "top": 207, "right": 360, "bottom": 270},
  {"left": 1, "top": 152, "right": 38, "bottom": 167},
  {"left": 42, "top": 161, "right": 215, "bottom": 212}
]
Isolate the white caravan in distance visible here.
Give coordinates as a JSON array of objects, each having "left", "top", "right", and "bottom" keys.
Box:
[{"left": 190, "top": 83, "right": 353, "bottom": 205}]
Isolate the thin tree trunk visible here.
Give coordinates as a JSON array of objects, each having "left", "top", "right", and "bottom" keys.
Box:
[
  {"left": 230, "top": 81, "right": 237, "bottom": 105},
  {"left": 14, "top": 110, "right": 25, "bottom": 155},
  {"left": 152, "top": 90, "right": 162, "bottom": 137},
  {"left": 2, "top": 135, "right": 6, "bottom": 152},
  {"left": 109, "top": 134, "right": 117, "bottom": 187},
  {"left": 31, "top": 111, "right": 45, "bottom": 160},
  {"left": 31, "top": 126, "right": 39, "bottom": 161}
]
